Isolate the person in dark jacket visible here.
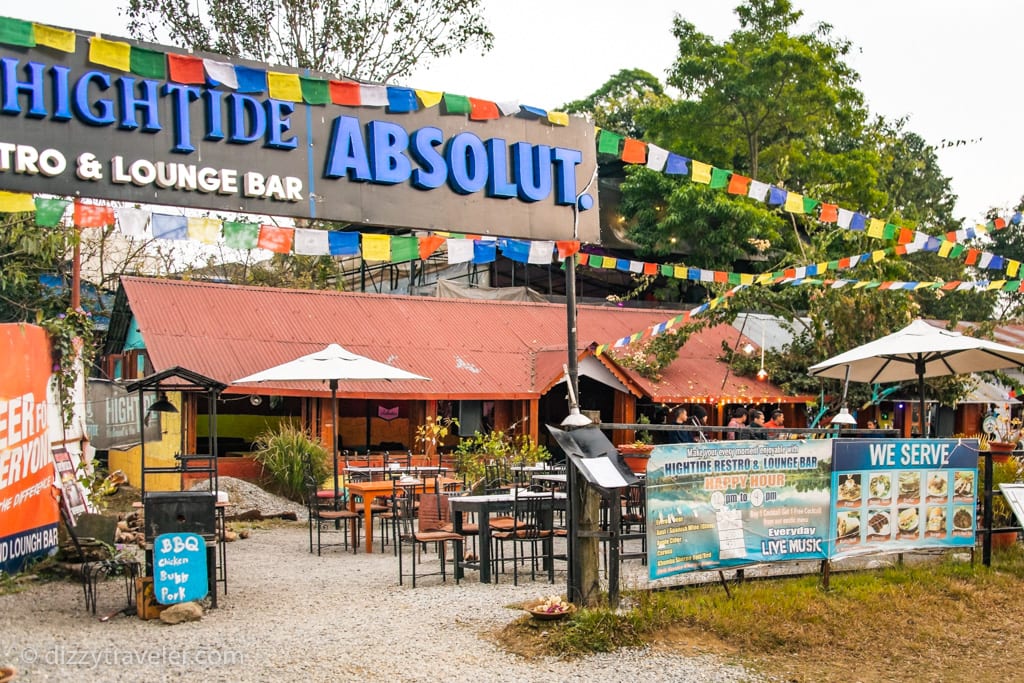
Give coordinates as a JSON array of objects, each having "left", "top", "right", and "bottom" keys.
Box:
[{"left": 747, "top": 409, "right": 768, "bottom": 440}]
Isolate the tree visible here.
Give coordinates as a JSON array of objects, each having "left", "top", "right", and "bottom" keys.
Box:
[
  {"left": 0, "top": 212, "right": 73, "bottom": 322},
  {"left": 561, "top": 68, "right": 669, "bottom": 139},
  {"left": 123, "top": 0, "right": 494, "bottom": 81}
]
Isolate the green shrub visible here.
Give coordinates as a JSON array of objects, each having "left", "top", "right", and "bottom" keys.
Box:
[
  {"left": 250, "top": 422, "right": 329, "bottom": 503},
  {"left": 454, "top": 427, "right": 550, "bottom": 491}
]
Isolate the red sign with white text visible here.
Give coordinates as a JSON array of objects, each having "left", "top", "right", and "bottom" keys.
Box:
[{"left": 0, "top": 324, "right": 59, "bottom": 575}]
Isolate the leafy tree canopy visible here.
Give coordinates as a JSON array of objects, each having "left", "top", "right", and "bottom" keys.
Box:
[{"left": 123, "top": 0, "right": 494, "bottom": 81}]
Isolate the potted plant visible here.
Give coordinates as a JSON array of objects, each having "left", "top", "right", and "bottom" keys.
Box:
[
  {"left": 618, "top": 415, "right": 655, "bottom": 472},
  {"left": 982, "top": 411, "right": 1021, "bottom": 462},
  {"left": 453, "top": 423, "right": 549, "bottom": 492}
]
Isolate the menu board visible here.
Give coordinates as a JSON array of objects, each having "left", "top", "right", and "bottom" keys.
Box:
[
  {"left": 646, "top": 440, "right": 833, "bottom": 580},
  {"left": 153, "top": 532, "right": 209, "bottom": 604},
  {"left": 830, "top": 439, "right": 977, "bottom": 558}
]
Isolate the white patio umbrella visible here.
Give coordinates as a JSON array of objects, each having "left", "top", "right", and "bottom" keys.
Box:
[
  {"left": 234, "top": 344, "right": 429, "bottom": 498},
  {"left": 808, "top": 319, "right": 1024, "bottom": 432}
]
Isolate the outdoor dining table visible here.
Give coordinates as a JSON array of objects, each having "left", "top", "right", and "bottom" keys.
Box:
[
  {"left": 344, "top": 465, "right": 449, "bottom": 479},
  {"left": 449, "top": 491, "right": 567, "bottom": 583},
  {"left": 345, "top": 477, "right": 459, "bottom": 553}
]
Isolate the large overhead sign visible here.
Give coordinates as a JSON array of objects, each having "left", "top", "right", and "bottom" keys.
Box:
[{"left": 0, "top": 26, "right": 600, "bottom": 242}]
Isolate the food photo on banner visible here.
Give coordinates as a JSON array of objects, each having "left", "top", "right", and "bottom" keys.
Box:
[
  {"left": 646, "top": 439, "right": 833, "bottom": 580},
  {"left": 829, "top": 439, "right": 977, "bottom": 558}
]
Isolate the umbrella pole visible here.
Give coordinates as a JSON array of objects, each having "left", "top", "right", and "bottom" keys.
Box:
[
  {"left": 918, "top": 372, "right": 926, "bottom": 438},
  {"left": 331, "top": 379, "right": 340, "bottom": 502}
]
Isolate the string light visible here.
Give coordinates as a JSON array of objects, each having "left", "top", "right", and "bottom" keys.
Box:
[{"left": 756, "top": 326, "right": 768, "bottom": 381}]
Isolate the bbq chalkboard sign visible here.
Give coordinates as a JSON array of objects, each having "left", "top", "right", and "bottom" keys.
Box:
[{"left": 153, "top": 532, "right": 208, "bottom": 604}]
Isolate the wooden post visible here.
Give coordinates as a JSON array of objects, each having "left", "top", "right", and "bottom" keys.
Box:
[{"left": 576, "top": 479, "right": 602, "bottom": 607}]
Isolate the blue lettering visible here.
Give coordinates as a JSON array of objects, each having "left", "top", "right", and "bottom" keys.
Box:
[
  {"left": 367, "top": 120, "right": 410, "bottom": 184},
  {"left": 485, "top": 138, "right": 516, "bottom": 199},
  {"left": 1, "top": 59, "right": 47, "bottom": 118},
  {"left": 409, "top": 126, "right": 445, "bottom": 189},
  {"left": 551, "top": 146, "right": 583, "bottom": 205},
  {"left": 265, "top": 99, "right": 296, "bottom": 150},
  {"left": 226, "top": 93, "right": 264, "bottom": 145},
  {"left": 324, "top": 115, "right": 371, "bottom": 181},
  {"left": 73, "top": 70, "right": 115, "bottom": 126},
  {"left": 50, "top": 65, "right": 72, "bottom": 121},
  {"left": 513, "top": 142, "right": 552, "bottom": 202},
  {"left": 202, "top": 90, "right": 225, "bottom": 141},
  {"left": 162, "top": 83, "right": 200, "bottom": 153},
  {"left": 446, "top": 132, "right": 487, "bottom": 194},
  {"left": 117, "top": 77, "right": 161, "bottom": 132}
]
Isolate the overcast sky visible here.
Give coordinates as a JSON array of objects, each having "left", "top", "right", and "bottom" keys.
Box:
[{"left": 7, "top": 1, "right": 1023, "bottom": 225}]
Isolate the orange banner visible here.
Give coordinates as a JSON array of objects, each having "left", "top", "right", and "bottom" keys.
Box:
[{"left": 0, "top": 323, "right": 59, "bottom": 575}]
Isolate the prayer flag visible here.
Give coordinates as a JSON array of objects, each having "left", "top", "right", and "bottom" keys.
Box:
[
  {"left": 519, "top": 105, "right": 546, "bottom": 117},
  {"left": 167, "top": 53, "right": 205, "bottom": 84},
  {"left": 664, "top": 154, "right": 689, "bottom": 175},
  {"left": 0, "top": 191, "right": 35, "bottom": 213},
  {"left": 767, "top": 186, "right": 787, "bottom": 206},
  {"left": 472, "top": 240, "right": 496, "bottom": 264},
  {"left": 867, "top": 218, "right": 885, "bottom": 238},
  {"left": 130, "top": 48, "right": 166, "bottom": 79},
  {"left": 151, "top": 213, "right": 187, "bottom": 240},
  {"left": 387, "top": 87, "right": 419, "bottom": 113},
  {"left": 329, "top": 81, "right": 361, "bottom": 106},
  {"left": 850, "top": 213, "right": 867, "bottom": 230},
  {"left": 802, "top": 197, "right": 819, "bottom": 214},
  {"left": 203, "top": 60, "right": 238, "bottom": 88},
  {"left": 293, "top": 228, "right": 330, "bottom": 255},
  {"left": 748, "top": 179, "right": 770, "bottom": 201},
  {"left": 621, "top": 138, "right": 646, "bottom": 164},
  {"left": 359, "top": 85, "right": 389, "bottom": 106},
  {"left": 223, "top": 221, "right": 260, "bottom": 249},
  {"left": 416, "top": 90, "right": 443, "bottom": 108},
  {"left": 34, "top": 24, "right": 75, "bottom": 52},
  {"left": 258, "top": 225, "right": 294, "bottom": 253},
  {"left": 819, "top": 203, "right": 838, "bottom": 222},
  {"left": 327, "top": 231, "right": 360, "bottom": 256},
  {"left": 784, "top": 192, "right": 805, "bottom": 214},
  {"left": 556, "top": 241, "right": 580, "bottom": 259},
  {"left": 709, "top": 168, "right": 730, "bottom": 189},
  {"left": 646, "top": 144, "right": 669, "bottom": 172},
  {"left": 187, "top": 217, "right": 221, "bottom": 244},
  {"left": 690, "top": 161, "right": 712, "bottom": 184},
  {"left": 443, "top": 93, "right": 471, "bottom": 114},
  {"left": 117, "top": 207, "right": 150, "bottom": 237},
  {"left": 0, "top": 18, "right": 34, "bottom": 47},
  {"left": 299, "top": 77, "right": 330, "bottom": 105},
  {"left": 469, "top": 97, "right": 499, "bottom": 120},
  {"left": 34, "top": 198, "right": 69, "bottom": 226},
  {"left": 73, "top": 201, "right": 114, "bottom": 227},
  {"left": 268, "top": 72, "right": 302, "bottom": 101},
  {"left": 418, "top": 234, "right": 445, "bottom": 259},
  {"left": 235, "top": 66, "right": 267, "bottom": 93},
  {"left": 89, "top": 36, "right": 130, "bottom": 71},
  {"left": 391, "top": 236, "right": 419, "bottom": 262},
  {"left": 495, "top": 100, "right": 520, "bottom": 116},
  {"left": 501, "top": 239, "right": 530, "bottom": 263},
  {"left": 447, "top": 238, "right": 474, "bottom": 263},
  {"left": 547, "top": 111, "right": 569, "bottom": 126},
  {"left": 597, "top": 130, "right": 623, "bottom": 155},
  {"left": 837, "top": 208, "right": 854, "bottom": 228},
  {"left": 361, "top": 234, "right": 390, "bottom": 261},
  {"left": 727, "top": 174, "right": 751, "bottom": 195}
]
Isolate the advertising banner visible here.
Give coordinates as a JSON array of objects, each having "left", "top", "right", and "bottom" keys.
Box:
[
  {"left": 830, "top": 439, "right": 977, "bottom": 558},
  {"left": 85, "top": 378, "right": 161, "bottom": 449},
  {"left": 0, "top": 323, "right": 59, "bottom": 575},
  {"left": 647, "top": 439, "right": 832, "bottom": 580},
  {"left": 0, "top": 27, "right": 600, "bottom": 242}
]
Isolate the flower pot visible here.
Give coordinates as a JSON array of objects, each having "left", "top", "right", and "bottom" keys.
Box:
[
  {"left": 987, "top": 441, "right": 1017, "bottom": 463},
  {"left": 989, "top": 530, "right": 1018, "bottom": 549}
]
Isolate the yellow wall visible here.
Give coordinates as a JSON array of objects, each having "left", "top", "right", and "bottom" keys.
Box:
[
  {"left": 196, "top": 414, "right": 286, "bottom": 440},
  {"left": 108, "top": 393, "right": 183, "bottom": 491}
]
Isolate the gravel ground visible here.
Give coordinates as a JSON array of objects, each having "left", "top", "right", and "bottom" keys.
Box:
[{"left": 1, "top": 521, "right": 767, "bottom": 683}]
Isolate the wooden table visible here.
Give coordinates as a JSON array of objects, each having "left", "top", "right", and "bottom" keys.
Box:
[
  {"left": 345, "top": 477, "right": 458, "bottom": 553},
  {"left": 449, "top": 491, "right": 566, "bottom": 583}
]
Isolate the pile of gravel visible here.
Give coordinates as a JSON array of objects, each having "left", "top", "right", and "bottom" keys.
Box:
[{"left": 189, "top": 476, "right": 307, "bottom": 520}]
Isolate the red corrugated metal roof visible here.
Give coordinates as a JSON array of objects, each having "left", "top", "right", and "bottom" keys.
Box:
[{"left": 118, "top": 276, "right": 802, "bottom": 401}]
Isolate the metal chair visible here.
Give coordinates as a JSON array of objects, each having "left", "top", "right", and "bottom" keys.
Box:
[
  {"left": 395, "top": 492, "right": 463, "bottom": 587},
  {"left": 304, "top": 466, "right": 360, "bottom": 555},
  {"left": 491, "top": 486, "right": 554, "bottom": 585}
]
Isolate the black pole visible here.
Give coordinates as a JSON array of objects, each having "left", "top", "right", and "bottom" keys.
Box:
[
  {"left": 331, "top": 378, "right": 339, "bottom": 501},
  {"left": 565, "top": 253, "right": 580, "bottom": 604},
  {"left": 983, "top": 450, "right": 993, "bottom": 566}
]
